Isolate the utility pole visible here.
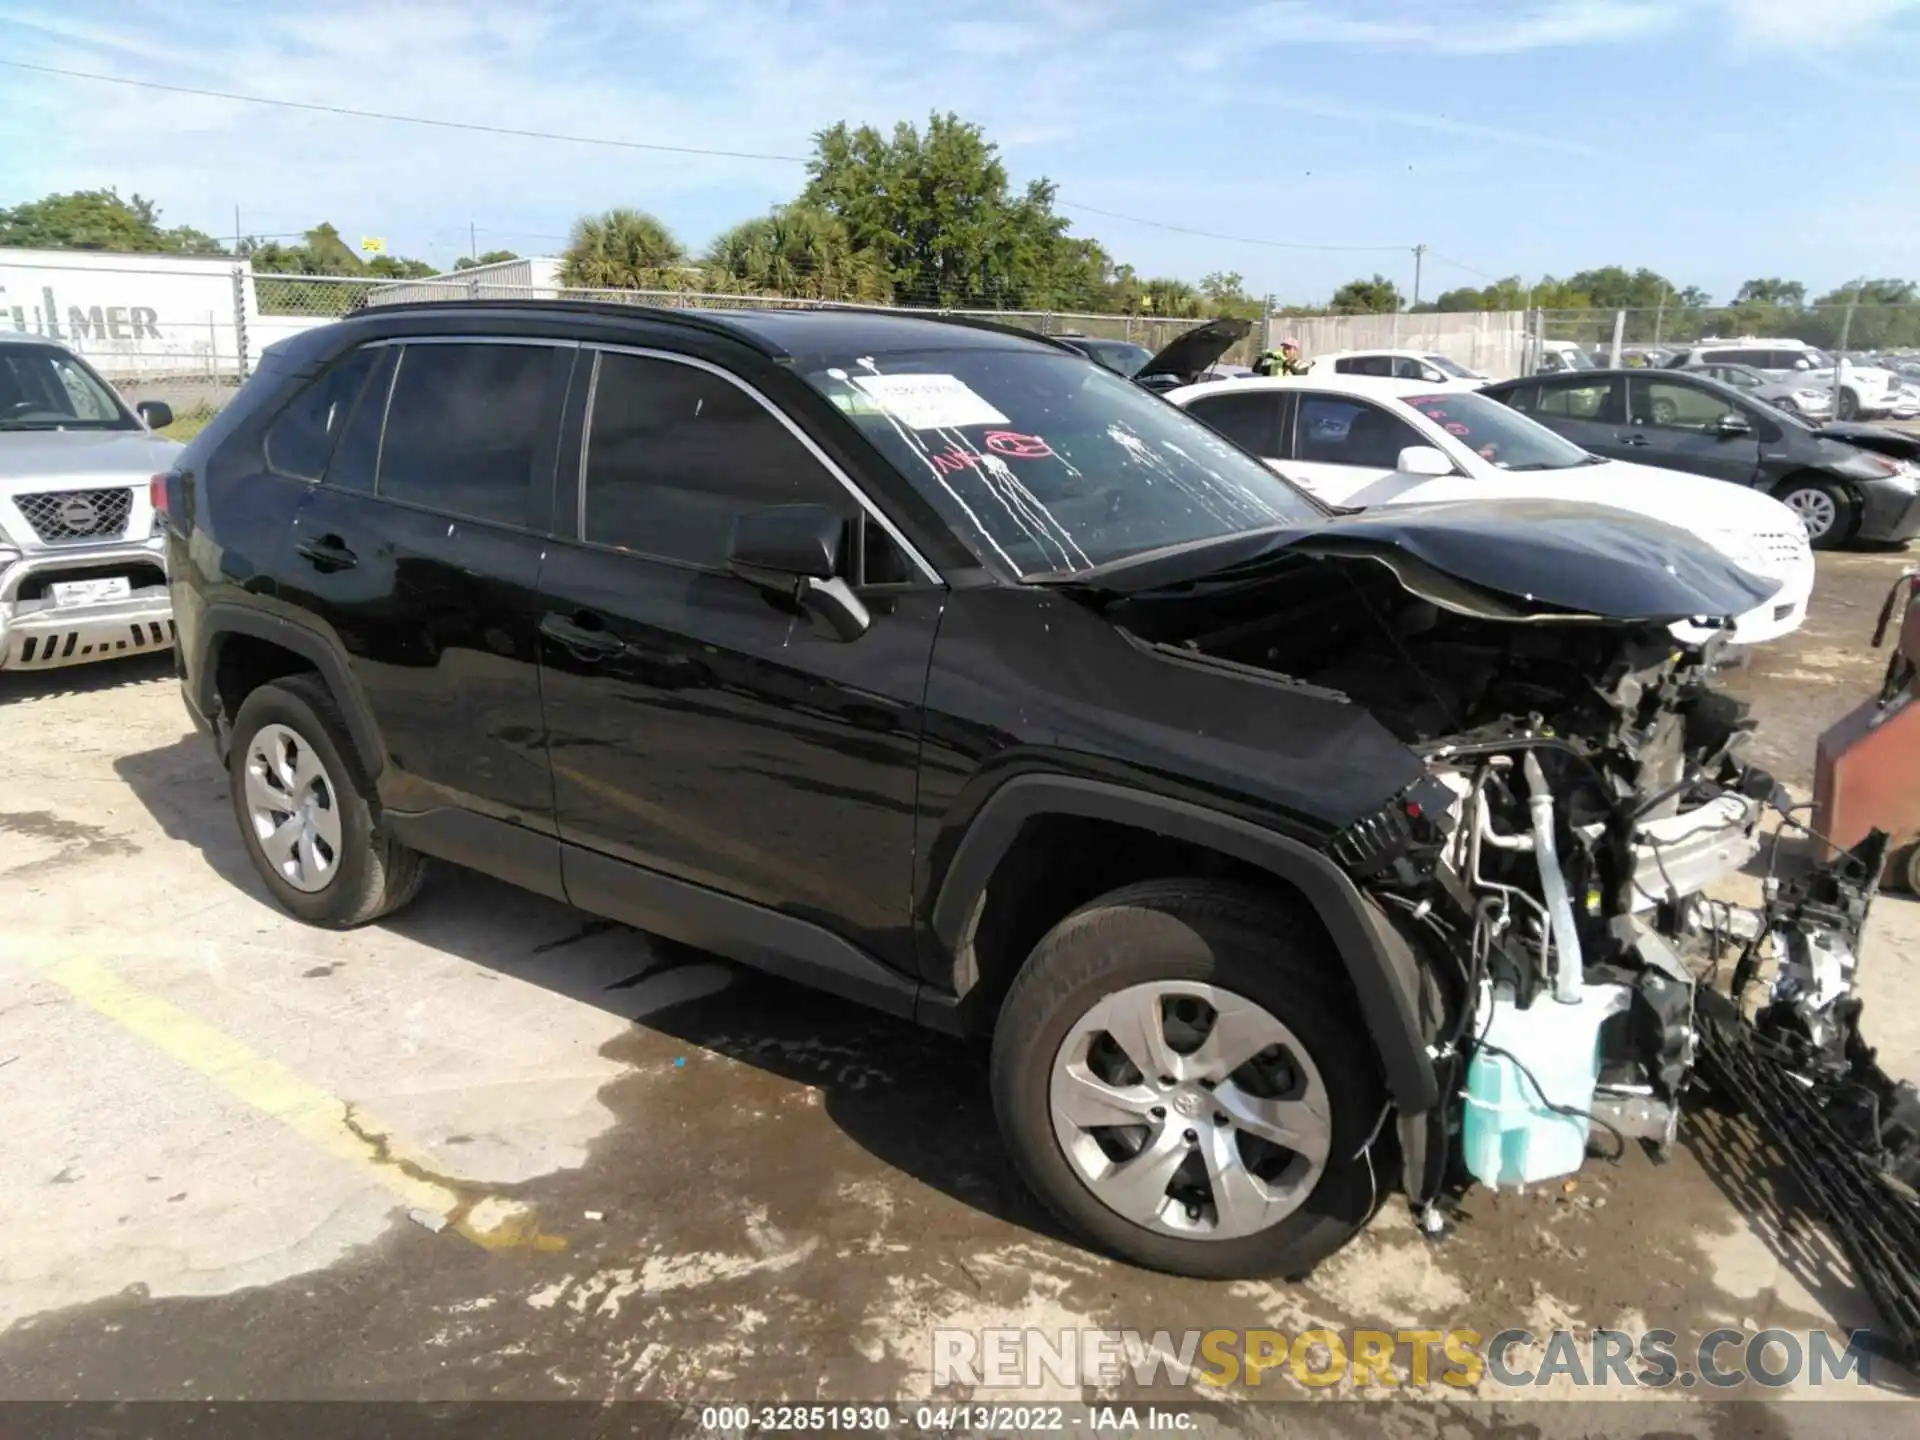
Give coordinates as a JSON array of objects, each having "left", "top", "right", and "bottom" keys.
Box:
[
  {"left": 1411, "top": 244, "right": 1427, "bottom": 310},
  {"left": 470, "top": 221, "right": 477, "bottom": 261},
  {"left": 1832, "top": 279, "right": 1863, "bottom": 418},
  {"left": 233, "top": 204, "right": 241, "bottom": 255}
]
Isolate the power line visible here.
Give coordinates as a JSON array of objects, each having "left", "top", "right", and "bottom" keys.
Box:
[
  {"left": 1427, "top": 250, "right": 1505, "bottom": 282},
  {"left": 1056, "top": 200, "right": 1410, "bottom": 254},
  {"left": 6, "top": 59, "right": 1500, "bottom": 275},
  {"left": 0, "top": 61, "right": 814, "bottom": 164}
]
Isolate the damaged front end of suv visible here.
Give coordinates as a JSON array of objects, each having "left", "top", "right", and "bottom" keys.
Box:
[{"left": 1083, "top": 499, "right": 1911, "bottom": 1334}]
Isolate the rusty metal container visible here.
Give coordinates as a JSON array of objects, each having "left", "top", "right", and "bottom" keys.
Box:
[{"left": 1812, "top": 568, "right": 1920, "bottom": 893}]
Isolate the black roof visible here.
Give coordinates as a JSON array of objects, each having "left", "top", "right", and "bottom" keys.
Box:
[
  {"left": 337, "top": 299, "right": 1072, "bottom": 361},
  {"left": 1486, "top": 367, "right": 1740, "bottom": 386}
]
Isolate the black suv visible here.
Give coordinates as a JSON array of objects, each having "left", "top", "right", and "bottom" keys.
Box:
[
  {"left": 1481, "top": 368, "right": 1920, "bottom": 548},
  {"left": 162, "top": 301, "right": 1784, "bottom": 1279}
]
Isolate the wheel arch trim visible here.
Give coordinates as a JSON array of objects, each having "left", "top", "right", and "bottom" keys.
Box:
[
  {"left": 929, "top": 774, "right": 1439, "bottom": 1111},
  {"left": 196, "top": 604, "right": 386, "bottom": 777}
]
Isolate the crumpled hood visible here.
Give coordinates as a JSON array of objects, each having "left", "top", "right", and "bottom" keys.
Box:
[
  {"left": 0, "top": 429, "right": 182, "bottom": 487},
  {"left": 1054, "top": 497, "right": 1782, "bottom": 623}
]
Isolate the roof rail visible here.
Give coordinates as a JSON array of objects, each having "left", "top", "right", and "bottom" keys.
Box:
[{"left": 335, "top": 297, "right": 786, "bottom": 354}]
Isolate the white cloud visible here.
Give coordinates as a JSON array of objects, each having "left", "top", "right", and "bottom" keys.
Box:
[{"left": 1717, "top": 0, "right": 1920, "bottom": 49}]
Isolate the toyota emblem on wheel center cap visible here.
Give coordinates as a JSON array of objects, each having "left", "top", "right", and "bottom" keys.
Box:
[
  {"left": 1173, "top": 1091, "right": 1202, "bottom": 1117},
  {"left": 58, "top": 495, "right": 100, "bottom": 531}
]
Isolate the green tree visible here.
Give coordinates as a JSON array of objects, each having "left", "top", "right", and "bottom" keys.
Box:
[
  {"left": 1139, "top": 277, "right": 1202, "bottom": 317},
  {"left": 0, "top": 188, "right": 229, "bottom": 254},
  {"left": 244, "top": 222, "right": 437, "bottom": 313},
  {"left": 1197, "top": 270, "right": 1265, "bottom": 320},
  {"left": 560, "top": 208, "right": 685, "bottom": 289},
  {"left": 703, "top": 206, "right": 890, "bottom": 301},
  {"left": 366, "top": 256, "right": 438, "bottom": 279},
  {"left": 1804, "top": 279, "right": 1920, "bottom": 350},
  {"left": 1330, "top": 274, "right": 1403, "bottom": 314},
  {"left": 453, "top": 249, "right": 521, "bottom": 270},
  {"left": 801, "top": 111, "right": 1081, "bottom": 307},
  {"left": 1735, "top": 278, "right": 1807, "bottom": 307}
]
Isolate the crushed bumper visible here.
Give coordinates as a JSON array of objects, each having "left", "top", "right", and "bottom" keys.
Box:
[{"left": 1856, "top": 481, "right": 1920, "bottom": 544}]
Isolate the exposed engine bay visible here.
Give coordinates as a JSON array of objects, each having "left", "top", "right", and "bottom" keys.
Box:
[{"left": 1113, "top": 548, "right": 1920, "bottom": 1358}]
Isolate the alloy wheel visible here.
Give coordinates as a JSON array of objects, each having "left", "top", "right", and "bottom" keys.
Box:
[
  {"left": 1048, "top": 981, "right": 1331, "bottom": 1239},
  {"left": 1782, "top": 487, "right": 1839, "bottom": 542},
  {"left": 244, "top": 722, "right": 342, "bottom": 893}
]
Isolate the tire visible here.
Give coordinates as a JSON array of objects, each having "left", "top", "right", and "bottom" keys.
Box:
[
  {"left": 1773, "top": 475, "right": 1856, "bottom": 549},
  {"left": 1650, "top": 395, "right": 1678, "bottom": 425},
  {"left": 1895, "top": 842, "right": 1920, "bottom": 897},
  {"left": 227, "top": 674, "right": 427, "bottom": 927},
  {"left": 1839, "top": 389, "right": 1860, "bottom": 420},
  {"left": 1772, "top": 395, "right": 1800, "bottom": 417},
  {"left": 990, "top": 879, "right": 1385, "bottom": 1279}
]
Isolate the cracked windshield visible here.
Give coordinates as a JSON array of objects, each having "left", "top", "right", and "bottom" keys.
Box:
[{"left": 806, "top": 350, "right": 1320, "bottom": 575}]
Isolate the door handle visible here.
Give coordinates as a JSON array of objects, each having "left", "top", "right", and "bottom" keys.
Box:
[
  {"left": 295, "top": 535, "right": 358, "bottom": 570},
  {"left": 540, "top": 610, "right": 625, "bottom": 660}
]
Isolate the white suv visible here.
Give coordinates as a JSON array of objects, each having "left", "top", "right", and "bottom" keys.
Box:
[
  {"left": 0, "top": 334, "right": 181, "bottom": 673},
  {"left": 1671, "top": 339, "right": 1902, "bottom": 420}
]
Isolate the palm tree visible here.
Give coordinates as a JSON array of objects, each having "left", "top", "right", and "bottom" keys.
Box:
[
  {"left": 704, "top": 206, "right": 890, "bottom": 303},
  {"left": 560, "top": 208, "right": 685, "bottom": 290}
]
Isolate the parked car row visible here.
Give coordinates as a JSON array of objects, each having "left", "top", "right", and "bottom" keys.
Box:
[{"left": 1167, "top": 373, "right": 1815, "bottom": 640}]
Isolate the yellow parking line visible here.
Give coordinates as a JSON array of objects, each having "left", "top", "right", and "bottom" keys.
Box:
[{"left": 21, "top": 951, "right": 563, "bottom": 1251}]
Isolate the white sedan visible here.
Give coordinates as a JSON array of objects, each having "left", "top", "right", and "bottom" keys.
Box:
[{"left": 1167, "top": 374, "right": 1815, "bottom": 647}]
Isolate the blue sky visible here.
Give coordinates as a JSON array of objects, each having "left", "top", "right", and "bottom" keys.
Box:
[{"left": 3, "top": 0, "right": 1920, "bottom": 304}]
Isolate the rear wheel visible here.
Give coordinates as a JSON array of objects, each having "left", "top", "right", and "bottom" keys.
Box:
[
  {"left": 228, "top": 675, "right": 427, "bottom": 927},
  {"left": 1774, "top": 475, "right": 1855, "bottom": 549},
  {"left": 990, "top": 880, "right": 1384, "bottom": 1279}
]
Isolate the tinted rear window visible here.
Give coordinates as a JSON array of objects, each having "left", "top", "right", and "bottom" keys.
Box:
[
  {"left": 265, "top": 347, "right": 381, "bottom": 480},
  {"left": 376, "top": 343, "right": 563, "bottom": 528}
]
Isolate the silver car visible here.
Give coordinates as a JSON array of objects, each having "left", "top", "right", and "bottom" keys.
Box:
[
  {"left": 0, "top": 334, "right": 181, "bottom": 673},
  {"left": 1693, "top": 361, "right": 1836, "bottom": 419}
]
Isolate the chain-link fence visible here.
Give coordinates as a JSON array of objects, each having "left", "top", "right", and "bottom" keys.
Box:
[
  {"left": 0, "top": 252, "right": 1263, "bottom": 428},
  {"left": 1534, "top": 305, "right": 1920, "bottom": 363}
]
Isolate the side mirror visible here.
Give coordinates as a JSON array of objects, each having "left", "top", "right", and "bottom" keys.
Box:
[
  {"left": 1396, "top": 444, "right": 1454, "bottom": 477},
  {"left": 136, "top": 400, "right": 174, "bottom": 430},
  {"left": 727, "top": 503, "right": 870, "bottom": 641},
  {"left": 1714, "top": 413, "right": 1754, "bottom": 438}
]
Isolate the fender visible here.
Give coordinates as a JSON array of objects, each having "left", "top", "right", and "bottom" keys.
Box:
[
  {"left": 929, "top": 774, "right": 1438, "bottom": 1112},
  {"left": 194, "top": 603, "right": 387, "bottom": 777}
]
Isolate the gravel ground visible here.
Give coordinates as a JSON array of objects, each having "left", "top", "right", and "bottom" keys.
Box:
[{"left": 1, "top": 546, "right": 1917, "bottom": 1432}]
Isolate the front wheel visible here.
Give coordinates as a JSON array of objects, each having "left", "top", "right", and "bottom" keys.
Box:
[
  {"left": 990, "top": 880, "right": 1384, "bottom": 1279},
  {"left": 1838, "top": 388, "right": 1860, "bottom": 420},
  {"left": 1774, "top": 476, "right": 1855, "bottom": 549}
]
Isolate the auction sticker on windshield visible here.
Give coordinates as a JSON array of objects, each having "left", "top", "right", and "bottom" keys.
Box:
[{"left": 849, "top": 373, "right": 1009, "bottom": 431}]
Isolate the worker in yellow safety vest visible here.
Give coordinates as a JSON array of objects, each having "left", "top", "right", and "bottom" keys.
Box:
[{"left": 1253, "top": 338, "right": 1308, "bottom": 376}]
